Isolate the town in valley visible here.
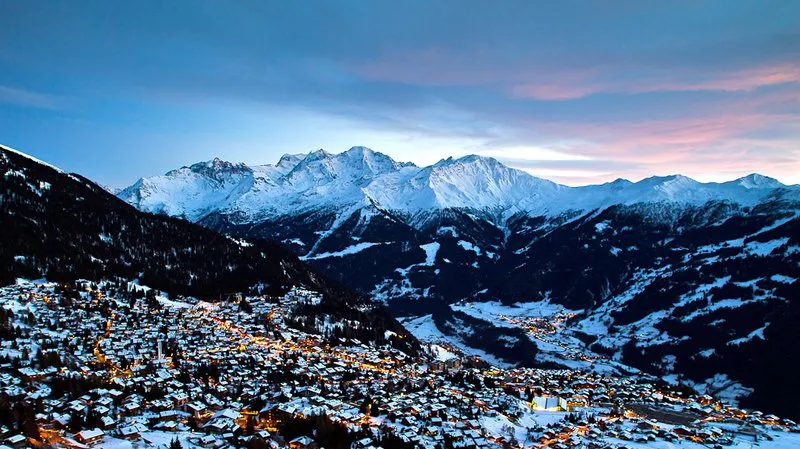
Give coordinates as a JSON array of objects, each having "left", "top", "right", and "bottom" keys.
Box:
[{"left": 1, "top": 280, "right": 797, "bottom": 449}]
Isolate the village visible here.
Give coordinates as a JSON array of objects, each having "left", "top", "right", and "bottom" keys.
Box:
[{"left": 0, "top": 280, "right": 798, "bottom": 449}]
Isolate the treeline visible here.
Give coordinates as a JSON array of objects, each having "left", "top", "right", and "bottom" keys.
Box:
[
  {"left": 0, "top": 148, "right": 417, "bottom": 351},
  {"left": 0, "top": 148, "right": 351, "bottom": 302},
  {"left": 287, "top": 301, "right": 420, "bottom": 355}
]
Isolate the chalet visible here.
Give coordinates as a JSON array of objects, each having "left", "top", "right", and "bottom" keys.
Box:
[
  {"left": 203, "top": 408, "right": 240, "bottom": 433},
  {"left": 444, "top": 357, "right": 462, "bottom": 371},
  {"left": 156, "top": 420, "right": 178, "bottom": 431},
  {"left": 100, "top": 416, "right": 116, "bottom": 429},
  {"left": 4, "top": 435, "right": 25, "bottom": 448},
  {"left": 173, "top": 392, "right": 190, "bottom": 409},
  {"left": 187, "top": 401, "right": 208, "bottom": 419},
  {"left": 289, "top": 436, "right": 316, "bottom": 449},
  {"left": 158, "top": 410, "right": 179, "bottom": 422},
  {"left": 119, "top": 426, "right": 140, "bottom": 440},
  {"left": 429, "top": 361, "right": 444, "bottom": 371},
  {"left": 559, "top": 395, "right": 588, "bottom": 411},
  {"left": 198, "top": 434, "right": 219, "bottom": 447},
  {"left": 74, "top": 428, "right": 105, "bottom": 445},
  {"left": 123, "top": 402, "right": 141, "bottom": 415}
]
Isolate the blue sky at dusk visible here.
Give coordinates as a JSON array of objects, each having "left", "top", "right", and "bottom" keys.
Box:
[{"left": 1, "top": 1, "right": 799, "bottom": 186}]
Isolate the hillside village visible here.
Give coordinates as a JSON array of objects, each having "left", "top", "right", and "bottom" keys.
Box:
[
  {"left": 4, "top": 2, "right": 800, "bottom": 449},
  {"left": 1, "top": 280, "right": 798, "bottom": 449}
]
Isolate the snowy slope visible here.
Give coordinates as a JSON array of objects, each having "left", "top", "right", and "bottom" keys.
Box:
[
  {"left": 118, "top": 146, "right": 800, "bottom": 311},
  {"left": 119, "top": 146, "right": 799, "bottom": 225}
]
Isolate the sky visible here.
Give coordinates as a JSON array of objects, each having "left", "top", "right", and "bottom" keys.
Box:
[{"left": 1, "top": 1, "right": 799, "bottom": 187}]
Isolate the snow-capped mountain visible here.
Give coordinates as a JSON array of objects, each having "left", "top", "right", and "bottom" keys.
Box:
[
  {"left": 120, "top": 146, "right": 411, "bottom": 222},
  {"left": 120, "top": 146, "right": 795, "bottom": 226},
  {"left": 119, "top": 147, "right": 799, "bottom": 300},
  {"left": 118, "top": 147, "right": 799, "bottom": 308},
  {"left": 118, "top": 146, "right": 800, "bottom": 418}
]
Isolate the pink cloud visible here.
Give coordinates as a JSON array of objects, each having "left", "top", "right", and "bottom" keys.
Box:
[
  {"left": 507, "top": 82, "right": 601, "bottom": 101},
  {"left": 351, "top": 47, "right": 800, "bottom": 184},
  {"left": 353, "top": 47, "right": 800, "bottom": 101},
  {"left": 520, "top": 112, "right": 800, "bottom": 184},
  {"left": 511, "top": 63, "right": 800, "bottom": 100}
]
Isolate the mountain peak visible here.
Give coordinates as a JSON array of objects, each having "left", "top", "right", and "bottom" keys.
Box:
[
  {"left": 176, "top": 158, "right": 251, "bottom": 182},
  {"left": 459, "top": 154, "right": 499, "bottom": 163},
  {"left": 734, "top": 173, "right": 783, "bottom": 189},
  {"left": 344, "top": 145, "right": 374, "bottom": 155},
  {"left": 341, "top": 146, "right": 381, "bottom": 164},
  {"left": 276, "top": 153, "right": 305, "bottom": 169},
  {"left": 305, "top": 149, "right": 331, "bottom": 161},
  {"left": 640, "top": 174, "right": 696, "bottom": 183},
  {"left": 431, "top": 154, "right": 503, "bottom": 169},
  {"left": 340, "top": 146, "right": 412, "bottom": 172}
]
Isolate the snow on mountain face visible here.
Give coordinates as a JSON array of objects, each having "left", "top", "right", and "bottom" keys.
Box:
[
  {"left": 730, "top": 173, "right": 784, "bottom": 189},
  {"left": 282, "top": 146, "right": 410, "bottom": 190},
  {"left": 275, "top": 153, "right": 305, "bottom": 170},
  {"left": 365, "top": 154, "right": 563, "bottom": 213},
  {"left": 118, "top": 159, "right": 255, "bottom": 221},
  {"left": 178, "top": 157, "right": 251, "bottom": 181},
  {"left": 119, "top": 146, "right": 798, "bottom": 225}
]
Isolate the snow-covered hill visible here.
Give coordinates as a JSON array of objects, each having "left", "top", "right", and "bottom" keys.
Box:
[
  {"left": 118, "top": 147, "right": 799, "bottom": 307},
  {"left": 119, "top": 146, "right": 797, "bottom": 225}
]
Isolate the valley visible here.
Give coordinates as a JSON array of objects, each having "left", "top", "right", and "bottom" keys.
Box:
[
  {"left": 4, "top": 3, "right": 799, "bottom": 448},
  {"left": 118, "top": 147, "right": 800, "bottom": 419},
  {"left": 1, "top": 143, "right": 799, "bottom": 448}
]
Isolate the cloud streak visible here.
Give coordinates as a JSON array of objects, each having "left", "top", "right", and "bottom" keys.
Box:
[
  {"left": 510, "top": 63, "right": 800, "bottom": 100},
  {"left": 0, "top": 86, "right": 62, "bottom": 110}
]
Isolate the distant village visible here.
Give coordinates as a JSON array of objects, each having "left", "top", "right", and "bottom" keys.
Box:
[{"left": 0, "top": 280, "right": 798, "bottom": 449}]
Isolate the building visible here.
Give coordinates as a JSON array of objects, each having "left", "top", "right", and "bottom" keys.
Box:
[
  {"left": 74, "top": 428, "right": 105, "bottom": 445},
  {"left": 532, "top": 396, "right": 561, "bottom": 411},
  {"left": 289, "top": 436, "right": 317, "bottom": 449}
]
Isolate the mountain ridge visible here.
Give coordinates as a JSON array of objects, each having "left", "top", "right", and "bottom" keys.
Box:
[
  {"left": 119, "top": 146, "right": 799, "bottom": 228},
  {"left": 0, "top": 143, "right": 342, "bottom": 300},
  {"left": 0, "top": 142, "right": 422, "bottom": 356}
]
